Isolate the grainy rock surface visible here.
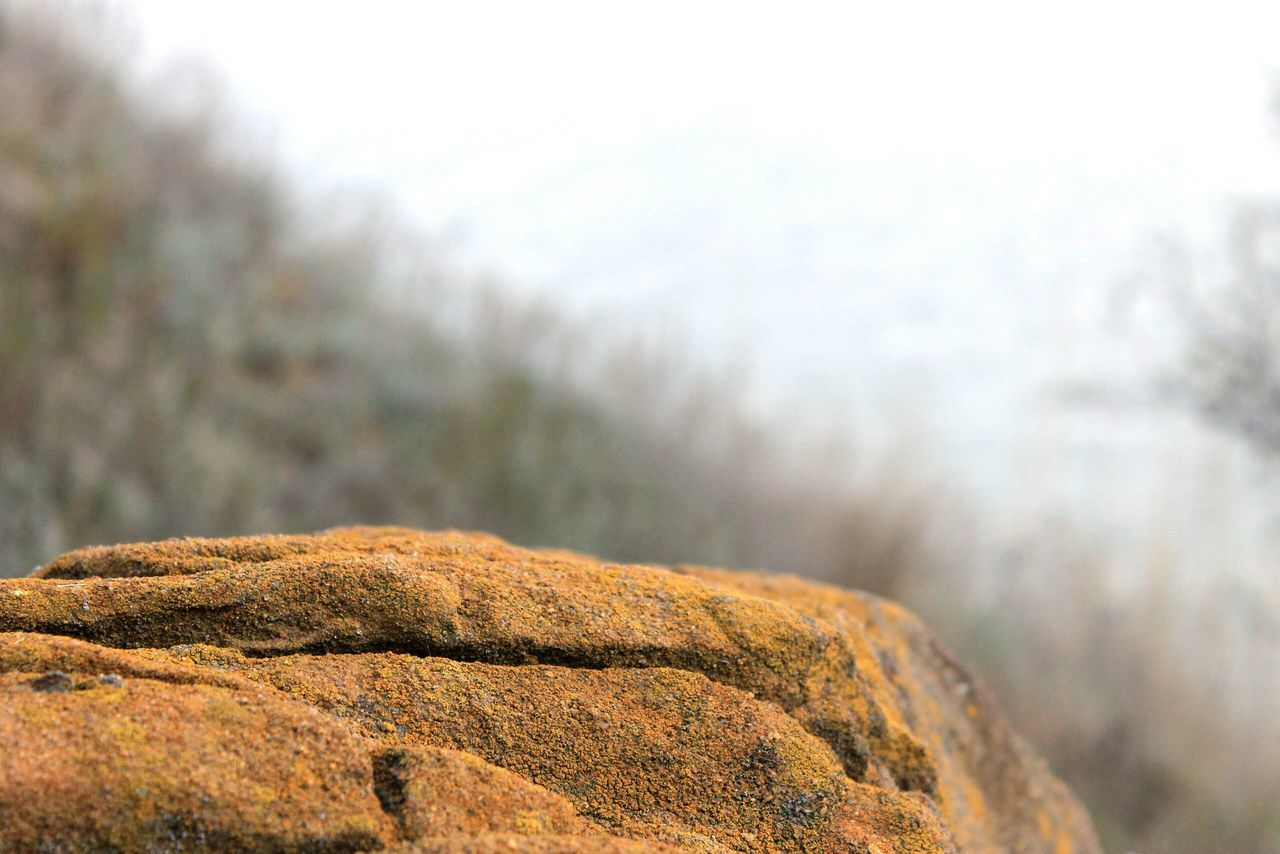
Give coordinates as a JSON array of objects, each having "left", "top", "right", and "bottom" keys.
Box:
[{"left": 0, "top": 527, "right": 1099, "bottom": 852}]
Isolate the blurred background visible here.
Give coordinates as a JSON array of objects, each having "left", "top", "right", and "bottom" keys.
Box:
[{"left": 2, "top": 1, "right": 1279, "bottom": 850}]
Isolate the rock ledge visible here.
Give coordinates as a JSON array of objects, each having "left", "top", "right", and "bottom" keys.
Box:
[{"left": 0, "top": 527, "right": 1098, "bottom": 852}]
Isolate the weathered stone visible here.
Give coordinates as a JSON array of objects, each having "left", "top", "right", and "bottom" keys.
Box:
[
  {"left": 0, "top": 527, "right": 1100, "bottom": 852},
  {"left": 0, "top": 672, "right": 391, "bottom": 851},
  {"left": 390, "top": 836, "right": 684, "bottom": 853},
  {"left": 369, "top": 746, "right": 584, "bottom": 841},
  {"left": 676, "top": 566, "right": 1099, "bottom": 852}
]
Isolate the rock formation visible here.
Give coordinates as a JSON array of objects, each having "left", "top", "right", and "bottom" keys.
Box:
[{"left": 0, "top": 527, "right": 1099, "bottom": 852}]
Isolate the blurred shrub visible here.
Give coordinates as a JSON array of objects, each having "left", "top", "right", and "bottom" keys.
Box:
[
  {"left": 916, "top": 522, "right": 1280, "bottom": 853},
  {"left": 1171, "top": 200, "right": 1280, "bottom": 454},
  {"left": 0, "top": 4, "right": 947, "bottom": 594}
]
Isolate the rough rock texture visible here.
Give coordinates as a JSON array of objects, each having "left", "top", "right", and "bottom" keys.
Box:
[{"left": 0, "top": 527, "right": 1099, "bottom": 852}]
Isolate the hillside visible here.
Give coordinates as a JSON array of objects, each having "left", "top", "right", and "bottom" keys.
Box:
[{"left": 0, "top": 7, "right": 935, "bottom": 592}]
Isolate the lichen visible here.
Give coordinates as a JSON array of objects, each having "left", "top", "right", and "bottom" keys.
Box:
[{"left": 0, "top": 527, "right": 1099, "bottom": 852}]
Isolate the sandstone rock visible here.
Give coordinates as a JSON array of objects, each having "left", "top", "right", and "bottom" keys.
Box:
[
  {"left": 0, "top": 672, "right": 391, "bottom": 851},
  {"left": 0, "top": 527, "right": 1099, "bottom": 852},
  {"left": 370, "top": 746, "right": 584, "bottom": 841},
  {"left": 390, "top": 836, "right": 685, "bottom": 853}
]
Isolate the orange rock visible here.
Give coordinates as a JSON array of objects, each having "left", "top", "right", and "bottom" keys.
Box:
[
  {"left": 390, "top": 835, "right": 684, "bottom": 852},
  {"left": 672, "top": 567, "right": 1099, "bottom": 852},
  {"left": 0, "top": 671, "right": 392, "bottom": 851},
  {"left": 370, "top": 746, "right": 584, "bottom": 840},
  {"left": 0, "top": 528, "right": 1100, "bottom": 852},
  {"left": 153, "top": 647, "right": 949, "bottom": 851}
]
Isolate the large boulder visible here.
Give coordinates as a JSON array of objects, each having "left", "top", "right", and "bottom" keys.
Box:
[{"left": 0, "top": 527, "right": 1098, "bottom": 852}]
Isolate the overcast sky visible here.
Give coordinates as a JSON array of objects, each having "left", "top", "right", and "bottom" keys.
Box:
[
  {"left": 125, "top": 3, "right": 1278, "bottom": 177},
  {"left": 121, "top": 0, "right": 1280, "bottom": 549}
]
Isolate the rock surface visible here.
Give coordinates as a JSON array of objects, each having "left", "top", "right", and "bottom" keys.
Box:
[{"left": 0, "top": 527, "right": 1099, "bottom": 852}]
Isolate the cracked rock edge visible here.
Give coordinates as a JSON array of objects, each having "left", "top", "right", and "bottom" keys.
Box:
[{"left": 0, "top": 527, "right": 1099, "bottom": 853}]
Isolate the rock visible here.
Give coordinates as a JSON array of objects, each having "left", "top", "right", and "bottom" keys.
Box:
[
  {"left": 0, "top": 527, "right": 1100, "bottom": 852},
  {"left": 675, "top": 566, "right": 1100, "bottom": 853},
  {"left": 389, "top": 836, "right": 685, "bottom": 853},
  {"left": 24, "top": 669, "right": 72, "bottom": 692},
  {"left": 369, "top": 746, "right": 584, "bottom": 840},
  {"left": 0, "top": 672, "right": 392, "bottom": 851},
  {"left": 150, "top": 647, "right": 949, "bottom": 851}
]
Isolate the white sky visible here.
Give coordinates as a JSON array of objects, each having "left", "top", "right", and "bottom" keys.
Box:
[
  {"left": 125, "top": 1, "right": 1279, "bottom": 195},
  {"left": 118, "top": 0, "right": 1280, "bottom": 553}
]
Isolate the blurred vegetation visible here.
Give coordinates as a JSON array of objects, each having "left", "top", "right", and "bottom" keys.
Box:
[
  {"left": 922, "top": 522, "right": 1280, "bottom": 853},
  {"left": 2, "top": 5, "right": 1278, "bottom": 853},
  {"left": 0, "top": 5, "right": 944, "bottom": 589},
  {"left": 1178, "top": 199, "right": 1280, "bottom": 454}
]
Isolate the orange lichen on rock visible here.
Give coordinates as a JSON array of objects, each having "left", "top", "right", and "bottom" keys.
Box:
[
  {"left": 673, "top": 566, "right": 1099, "bottom": 853},
  {"left": 370, "top": 746, "right": 585, "bottom": 840},
  {"left": 0, "top": 672, "right": 392, "bottom": 851},
  {"left": 390, "top": 836, "right": 686, "bottom": 853},
  {"left": 0, "top": 527, "right": 1100, "bottom": 852},
  {"left": 143, "top": 647, "right": 948, "bottom": 851}
]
